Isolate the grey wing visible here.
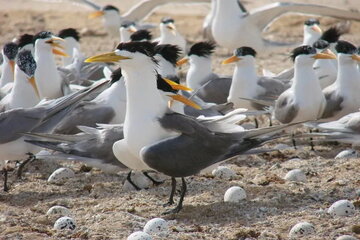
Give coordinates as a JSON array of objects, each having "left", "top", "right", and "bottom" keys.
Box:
[
  {"left": 197, "top": 74, "right": 232, "bottom": 104},
  {"left": 274, "top": 92, "right": 299, "bottom": 124},
  {"left": 249, "top": 2, "right": 360, "bottom": 32},
  {"left": 71, "top": 0, "right": 101, "bottom": 10},
  {"left": 321, "top": 90, "right": 343, "bottom": 119},
  {"left": 257, "top": 76, "right": 287, "bottom": 100}
]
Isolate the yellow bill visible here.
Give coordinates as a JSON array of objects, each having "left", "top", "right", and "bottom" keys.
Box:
[
  {"left": 129, "top": 26, "right": 137, "bottom": 33},
  {"left": 222, "top": 55, "right": 241, "bottom": 64},
  {"left": 313, "top": 52, "right": 337, "bottom": 60},
  {"left": 9, "top": 60, "right": 15, "bottom": 74},
  {"left": 28, "top": 76, "right": 40, "bottom": 97},
  {"left": 166, "top": 23, "right": 176, "bottom": 35},
  {"left": 88, "top": 11, "right": 104, "bottom": 19},
  {"left": 167, "top": 94, "right": 201, "bottom": 110},
  {"left": 176, "top": 57, "right": 189, "bottom": 66},
  {"left": 311, "top": 25, "right": 322, "bottom": 33},
  {"left": 52, "top": 48, "right": 69, "bottom": 57},
  {"left": 85, "top": 52, "right": 131, "bottom": 63},
  {"left": 163, "top": 78, "right": 192, "bottom": 91},
  {"left": 352, "top": 54, "right": 360, "bottom": 61}
]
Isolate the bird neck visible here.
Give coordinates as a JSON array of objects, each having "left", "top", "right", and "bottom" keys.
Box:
[
  {"left": 0, "top": 57, "right": 13, "bottom": 87},
  {"left": 292, "top": 59, "right": 320, "bottom": 93},
  {"left": 215, "top": 0, "right": 245, "bottom": 18},
  {"left": 233, "top": 59, "right": 258, "bottom": 84},
  {"left": 120, "top": 29, "right": 131, "bottom": 42},
  {"left": 186, "top": 56, "right": 212, "bottom": 89},
  {"left": 63, "top": 38, "right": 80, "bottom": 66},
  {"left": 336, "top": 56, "right": 360, "bottom": 89}
]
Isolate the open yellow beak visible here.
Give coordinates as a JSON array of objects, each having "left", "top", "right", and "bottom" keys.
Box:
[
  {"left": 85, "top": 52, "right": 131, "bottom": 63},
  {"left": 129, "top": 26, "right": 137, "bottom": 33},
  {"left": 166, "top": 23, "right": 176, "bottom": 35},
  {"left": 313, "top": 51, "right": 337, "bottom": 60},
  {"left": 311, "top": 25, "right": 322, "bottom": 33},
  {"left": 176, "top": 57, "right": 189, "bottom": 67},
  {"left": 167, "top": 94, "right": 201, "bottom": 110},
  {"left": 222, "top": 55, "right": 241, "bottom": 64},
  {"left": 9, "top": 60, "right": 15, "bottom": 74},
  {"left": 163, "top": 78, "right": 192, "bottom": 91},
  {"left": 88, "top": 10, "right": 104, "bottom": 19},
  {"left": 351, "top": 54, "right": 360, "bottom": 61},
  {"left": 28, "top": 76, "right": 40, "bottom": 97}
]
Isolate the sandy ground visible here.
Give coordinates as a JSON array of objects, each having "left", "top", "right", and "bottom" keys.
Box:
[{"left": 1, "top": 0, "right": 360, "bottom": 239}]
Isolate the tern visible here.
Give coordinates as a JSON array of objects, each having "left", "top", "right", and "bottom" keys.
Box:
[
  {"left": 313, "top": 40, "right": 337, "bottom": 89},
  {"left": 119, "top": 21, "right": 138, "bottom": 42},
  {"left": 157, "top": 17, "right": 187, "bottom": 53},
  {"left": 0, "top": 42, "right": 18, "bottom": 88},
  {"left": 210, "top": 0, "right": 360, "bottom": 52},
  {"left": 303, "top": 19, "right": 322, "bottom": 46},
  {"left": 58, "top": 28, "right": 81, "bottom": 66}
]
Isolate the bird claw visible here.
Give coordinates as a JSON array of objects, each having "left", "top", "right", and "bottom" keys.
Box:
[
  {"left": 162, "top": 205, "right": 182, "bottom": 215},
  {"left": 162, "top": 200, "right": 174, "bottom": 207}
]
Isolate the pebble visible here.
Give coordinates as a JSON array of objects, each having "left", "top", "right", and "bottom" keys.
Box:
[
  {"left": 127, "top": 231, "right": 152, "bottom": 240},
  {"left": 224, "top": 186, "right": 247, "bottom": 203},
  {"left": 212, "top": 166, "right": 236, "bottom": 180},
  {"left": 46, "top": 206, "right": 71, "bottom": 216},
  {"left": 48, "top": 167, "right": 75, "bottom": 184},
  {"left": 53, "top": 216, "right": 76, "bottom": 231},
  {"left": 143, "top": 218, "right": 168, "bottom": 235},
  {"left": 289, "top": 222, "right": 315, "bottom": 239},
  {"left": 284, "top": 169, "right": 307, "bottom": 183},
  {"left": 328, "top": 200, "right": 356, "bottom": 217},
  {"left": 336, "top": 235, "right": 358, "bottom": 240},
  {"left": 335, "top": 149, "right": 358, "bottom": 159}
]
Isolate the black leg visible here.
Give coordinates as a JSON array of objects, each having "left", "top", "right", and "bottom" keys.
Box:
[
  {"left": 163, "top": 178, "right": 187, "bottom": 215},
  {"left": 254, "top": 117, "right": 259, "bottom": 128},
  {"left": 3, "top": 168, "right": 8, "bottom": 192},
  {"left": 292, "top": 133, "right": 297, "bottom": 150},
  {"left": 163, "top": 177, "right": 176, "bottom": 207},
  {"left": 309, "top": 129, "right": 315, "bottom": 151},
  {"left": 268, "top": 115, "right": 273, "bottom": 127},
  {"left": 17, "top": 153, "right": 36, "bottom": 179},
  {"left": 126, "top": 171, "right": 141, "bottom": 191},
  {"left": 143, "top": 171, "right": 164, "bottom": 186}
]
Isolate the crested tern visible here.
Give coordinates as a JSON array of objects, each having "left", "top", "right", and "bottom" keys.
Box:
[
  {"left": 58, "top": 28, "right": 81, "bottom": 66},
  {"left": 0, "top": 42, "right": 18, "bottom": 88}
]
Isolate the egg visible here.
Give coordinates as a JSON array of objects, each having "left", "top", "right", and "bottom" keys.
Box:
[
  {"left": 289, "top": 222, "right": 315, "bottom": 239},
  {"left": 53, "top": 216, "right": 76, "bottom": 231},
  {"left": 46, "top": 206, "right": 71, "bottom": 216},
  {"left": 284, "top": 169, "right": 307, "bottom": 183},
  {"left": 328, "top": 200, "right": 355, "bottom": 217},
  {"left": 127, "top": 231, "right": 152, "bottom": 240},
  {"left": 224, "top": 186, "right": 247, "bottom": 203},
  {"left": 335, "top": 149, "right": 358, "bottom": 159},
  {"left": 48, "top": 167, "right": 75, "bottom": 184},
  {"left": 143, "top": 218, "right": 168, "bottom": 235},
  {"left": 212, "top": 166, "right": 236, "bottom": 180}
]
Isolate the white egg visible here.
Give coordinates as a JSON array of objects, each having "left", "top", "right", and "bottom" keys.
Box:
[
  {"left": 48, "top": 167, "right": 75, "bottom": 184},
  {"left": 224, "top": 186, "right": 247, "bottom": 203},
  {"left": 46, "top": 206, "right": 71, "bottom": 216},
  {"left": 127, "top": 231, "right": 152, "bottom": 240},
  {"left": 53, "top": 216, "right": 76, "bottom": 231},
  {"left": 289, "top": 222, "right": 315, "bottom": 239},
  {"left": 284, "top": 169, "right": 307, "bottom": 183},
  {"left": 212, "top": 166, "right": 236, "bottom": 180},
  {"left": 336, "top": 235, "right": 358, "bottom": 240},
  {"left": 335, "top": 149, "right": 358, "bottom": 159},
  {"left": 328, "top": 200, "right": 355, "bottom": 217},
  {"left": 143, "top": 218, "right": 168, "bottom": 235}
]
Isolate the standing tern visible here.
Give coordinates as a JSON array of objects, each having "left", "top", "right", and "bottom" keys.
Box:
[
  {"left": 274, "top": 46, "right": 336, "bottom": 124},
  {"left": 0, "top": 42, "right": 18, "bottom": 88},
  {"left": 211, "top": 0, "right": 360, "bottom": 52},
  {"left": 85, "top": 41, "right": 299, "bottom": 214},
  {"left": 177, "top": 41, "right": 231, "bottom": 104},
  {"left": 303, "top": 19, "right": 322, "bottom": 46},
  {"left": 157, "top": 17, "right": 187, "bottom": 53},
  {"left": 119, "top": 21, "right": 138, "bottom": 42},
  {"left": 58, "top": 28, "right": 81, "bottom": 66},
  {"left": 321, "top": 40, "right": 360, "bottom": 121}
]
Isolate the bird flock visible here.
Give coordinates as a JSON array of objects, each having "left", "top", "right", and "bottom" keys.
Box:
[{"left": 2, "top": 0, "right": 360, "bottom": 237}]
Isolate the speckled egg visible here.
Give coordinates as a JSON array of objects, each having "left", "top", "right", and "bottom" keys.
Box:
[
  {"left": 48, "top": 167, "right": 75, "bottom": 184},
  {"left": 212, "top": 166, "right": 236, "bottom": 180},
  {"left": 328, "top": 200, "right": 355, "bottom": 217},
  {"left": 127, "top": 231, "right": 152, "bottom": 240},
  {"left": 284, "top": 169, "right": 307, "bottom": 183},
  {"left": 143, "top": 218, "right": 168, "bottom": 235},
  {"left": 224, "top": 186, "right": 247, "bottom": 203},
  {"left": 289, "top": 222, "right": 315, "bottom": 239},
  {"left": 336, "top": 235, "right": 358, "bottom": 240},
  {"left": 46, "top": 206, "right": 71, "bottom": 216},
  {"left": 335, "top": 149, "right": 358, "bottom": 159},
  {"left": 53, "top": 216, "right": 76, "bottom": 231}
]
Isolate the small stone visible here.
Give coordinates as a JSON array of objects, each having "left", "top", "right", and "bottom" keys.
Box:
[
  {"left": 274, "top": 143, "right": 290, "bottom": 150},
  {"left": 48, "top": 167, "right": 75, "bottom": 184},
  {"left": 224, "top": 186, "right": 247, "bottom": 203},
  {"left": 46, "top": 206, "right": 71, "bottom": 216},
  {"left": 336, "top": 235, "right": 358, "bottom": 240},
  {"left": 335, "top": 149, "right": 358, "bottom": 159},
  {"left": 284, "top": 169, "right": 307, "bottom": 183},
  {"left": 143, "top": 218, "right": 168, "bottom": 235},
  {"left": 54, "top": 216, "right": 76, "bottom": 231},
  {"left": 289, "top": 222, "right": 315, "bottom": 239},
  {"left": 328, "top": 200, "right": 356, "bottom": 217},
  {"left": 212, "top": 166, "right": 236, "bottom": 180},
  {"left": 127, "top": 231, "right": 152, "bottom": 240}
]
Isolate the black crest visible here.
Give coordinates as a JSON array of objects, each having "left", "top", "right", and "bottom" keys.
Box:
[
  {"left": 58, "top": 28, "right": 80, "bottom": 41},
  {"left": 130, "top": 30, "right": 152, "bottom": 42},
  {"left": 33, "top": 31, "right": 53, "bottom": 43},
  {"left": 116, "top": 41, "right": 157, "bottom": 57},
  {"left": 17, "top": 34, "right": 34, "bottom": 48},
  {"left": 16, "top": 50, "right": 36, "bottom": 76},
  {"left": 121, "top": 20, "right": 136, "bottom": 28},
  {"left": 110, "top": 68, "right": 122, "bottom": 84},
  {"left": 290, "top": 45, "right": 316, "bottom": 61},
  {"left": 156, "top": 73, "right": 177, "bottom": 94},
  {"left": 161, "top": 17, "right": 174, "bottom": 24},
  {"left": 3, "top": 42, "right": 18, "bottom": 60},
  {"left": 304, "top": 18, "right": 320, "bottom": 26},
  {"left": 313, "top": 40, "right": 329, "bottom": 50},
  {"left": 103, "top": 5, "right": 119, "bottom": 12},
  {"left": 234, "top": 46, "right": 256, "bottom": 57},
  {"left": 321, "top": 27, "right": 342, "bottom": 43},
  {"left": 188, "top": 41, "right": 216, "bottom": 57},
  {"left": 154, "top": 44, "right": 181, "bottom": 66},
  {"left": 335, "top": 40, "right": 356, "bottom": 54}
]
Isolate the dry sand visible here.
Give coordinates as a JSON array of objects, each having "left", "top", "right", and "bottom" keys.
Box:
[{"left": 1, "top": 0, "right": 360, "bottom": 239}]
